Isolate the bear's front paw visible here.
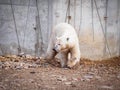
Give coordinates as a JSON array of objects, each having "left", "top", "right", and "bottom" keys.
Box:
[
  {"left": 67, "top": 60, "right": 76, "bottom": 68},
  {"left": 67, "top": 58, "right": 79, "bottom": 68}
]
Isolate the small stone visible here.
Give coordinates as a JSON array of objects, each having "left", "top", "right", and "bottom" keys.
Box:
[
  {"left": 72, "top": 77, "right": 78, "bottom": 81},
  {"left": 4, "top": 62, "right": 11, "bottom": 67},
  {"left": 83, "top": 74, "right": 93, "bottom": 81},
  {"left": 35, "top": 60, "right": 41, "bottom": 64},
  {"left": 57, "top": 76, "right": 67, "bottom": 81},
  {"left": 39, "top": 57, "right": 43, "bottom": 59},
  {"left": 24, "top": 66, "right": 28, "bottom": 69},
  {"left": 15, "top": 66, "right": 22, "bottom": 70},
  {"left": 28, "top": 64, "right": 36, "bottom": 68},
  {"left": 25, "top": 55, "right": 33, "bottom": 59},
  {"left": 18, "top": 52, "right": 25, "bottom": 57},
  {"left": 117, "top": 74, "right": 120, "bottom": 79},
  {"left": 14, "top": 62, "right": 24, "bottom": 69},
  {"left": 63, "top": 67, "right": 69, "bottom": 70},
  {"left": 29, "top": 79, "right": 34, "bottom": 83},
  {"left": 100, "top": 85, "right": 113, "bottom": 89},
  {"left": 80, "top": 78, "right": 85, "bottom": 81},
  {"left": 64, "top": 82, "right": 72, "bottom": 85}
]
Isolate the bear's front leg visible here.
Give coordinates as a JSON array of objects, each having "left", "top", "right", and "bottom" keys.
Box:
[
  {"left": 67, "top": 57, "right": 80, "bottom": 68},
  {"left": 67, "top": 47, "right": 80, "bottom": 68},
  {"left": 59, "top": 51, "right": 68, "bottom": 68}
]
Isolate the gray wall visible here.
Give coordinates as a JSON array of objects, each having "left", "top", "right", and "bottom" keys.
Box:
[{"left": 0, "top": 0, "right": 120, "bottom": 60}]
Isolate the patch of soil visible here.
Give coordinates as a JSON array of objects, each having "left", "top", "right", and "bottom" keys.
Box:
[{"left": 0, "top": 55, "right": 120, "bottom": 90}]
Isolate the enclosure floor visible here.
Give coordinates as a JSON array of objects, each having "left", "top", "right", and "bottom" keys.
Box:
[{"left": 0, "top": 56, "right": 120, "bottom": 90}]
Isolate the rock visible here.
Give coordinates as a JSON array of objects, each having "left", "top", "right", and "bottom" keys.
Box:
[
  {"left": 95, "top": 76, "right": 101, "bottom": 80},
  {"left": 64, "top": 82, "right": 76, "bottom": 87},
  {"left": 57, "top": 76, "right": 67, "bottom": 81},
  {"left": 0, "top": 56, "right": 5, "bottom": 60},
  {"left": 72, "top": 77, "right": 78, "bottom": 81},
  {"left": 39, "top": 57, "right": 43, "bottom": 60},
  {"left": 25, "top": 55, "right": 33, "bottom": 59},
  {"left": 83, "top": 74, "right": 93, "bottom": 81},
  {"left": 18, "top": 52, "right": 25, "bottom": 57},
  {"left": 117, "top": 74, "right": 120, "bottom": 79},
  {"left": 100, "top": 85, "right": 113, "bottom": 89},
  {"left": 4, "top": 62, "right": 11, "bottom": 67},
  {"left": 15, "top": 65, "right": 22, "bottom": 70},
  {"left": 28, "top": 64, "right": 37, "bottom": 68},
  {"left": 14, "top": 62, "right": 24, "bottom": 70},
  {"left": 29, "top": 79, "right": 34, "bottom": 83},
  {"left": 35, "top": 60, "right": 41, "bottom": 64},
  {"left": 64, "top": 82, "right": 72, "bottom": 85},
  {"left": 80, "top": 78, "right": 85, "bottom": 82}
]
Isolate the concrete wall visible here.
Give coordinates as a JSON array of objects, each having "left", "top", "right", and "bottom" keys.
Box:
[
  {"left": 0, "top": 0, "right": 120, "bottom": 60},
  {"left": 0, "top": 0, "right": 49, "bottom": 56}
]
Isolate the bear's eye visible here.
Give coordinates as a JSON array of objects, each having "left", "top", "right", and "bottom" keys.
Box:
[{"left": 66, "top": 37, "right": 69, "bottom": 41}]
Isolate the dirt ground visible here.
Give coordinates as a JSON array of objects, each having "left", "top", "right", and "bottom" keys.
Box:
[{"left": 0, "top": 55, "right": 120, "bottom": 90}]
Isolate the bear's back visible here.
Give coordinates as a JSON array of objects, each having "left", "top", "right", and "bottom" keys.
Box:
[{"left": 54, "top": 23, "right": 76, "bottom": 37}]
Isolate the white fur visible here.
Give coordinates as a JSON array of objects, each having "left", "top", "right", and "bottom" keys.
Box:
[{"left": 45, "top": 23, "right": 81, "bottom": 68}]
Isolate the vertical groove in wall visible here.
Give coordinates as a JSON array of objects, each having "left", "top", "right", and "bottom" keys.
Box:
[
  {"left": 48, "top": 0, "right": 53, "bottom": 40},
  {"left": 104, "top": 0, "right": 108, "bottom": 56},
  {"left": 65, "top": 0, "right": 70, "bottom": 24},
  {"left": 10, "top": 0, "right": 21, "bottom": 55},
  {"left": 74, "top": 0, "right": 76, "bottom": 28},
  {"left": 94, "top": 0, "right": 111, "bottom": 57},
  {"left": 22, "top": 0, "right": 30, "bottom": 54},
  {"left": 35, "top": 16, "right": 39, "bottom": 56},
  {"left": 68, "top": 0, "right": 70, "bottom": 24},
  {"left": 0, "top": 44, "right": 4, "bottom": 55},
  {"left": 78, "top": 0, "right": 82, "bottom": 38},
  {"left": 65, "top": 0, "right": 68, "bottom": 22},
  {"left": 117, "top": 0, "right": 120, "bottom": 55},
  {"left": 35, "top": 0, "right": 43, "bottom": 56},
  {"left": 91, "top": 0, "right": 94, "bottom": 41}
]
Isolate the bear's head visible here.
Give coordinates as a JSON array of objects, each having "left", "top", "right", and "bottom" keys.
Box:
[{"left": 53, "top": 36, "right": 70, "bottom": 52}]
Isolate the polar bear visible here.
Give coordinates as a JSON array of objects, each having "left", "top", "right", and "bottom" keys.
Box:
[{"left": 45, "top": 23, "right": 81, "bottom": 68}]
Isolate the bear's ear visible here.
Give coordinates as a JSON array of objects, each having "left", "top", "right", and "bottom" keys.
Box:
[{"left": 66, "top": 37, "right": 69, "bottom": 41}]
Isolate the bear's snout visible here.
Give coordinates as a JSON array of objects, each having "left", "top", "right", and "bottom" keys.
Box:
[
  {"left": 53, "top": 47, "right": 60, "bottom": 53},
  {"left": 53, "top": 48, "right": 57, "bottom": 52},
  {"left": 53, "top": 45, "right": 61, "bottom": 52}
]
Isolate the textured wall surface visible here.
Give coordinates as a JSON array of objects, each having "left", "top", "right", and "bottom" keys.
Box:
[{"left": 0, "top": 0, "right": 120, "bottom": 60}]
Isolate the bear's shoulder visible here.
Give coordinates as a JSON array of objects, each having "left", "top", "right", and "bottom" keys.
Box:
[{"left": 54, "top": 23, "right": 75, "bottom": 34}]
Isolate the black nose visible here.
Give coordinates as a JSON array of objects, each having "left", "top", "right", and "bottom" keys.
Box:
[{"left": 53, "top": 48, "right": 56, "bottom": 52}]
